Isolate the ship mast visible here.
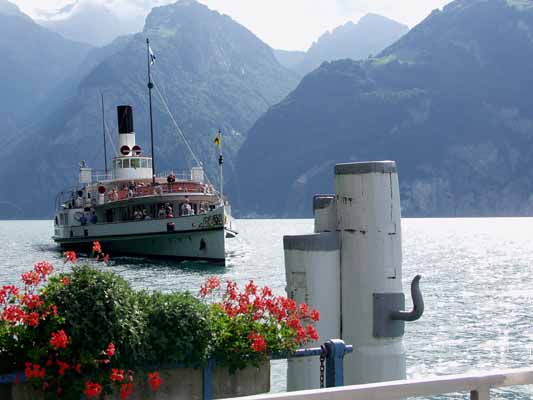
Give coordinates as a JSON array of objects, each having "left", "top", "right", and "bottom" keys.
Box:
[
  {"left": 100, "top": 92, "right": 108, "bottom": 175},
  {"left": 218, "top": 129, "right": 224, "bottom": 203},
  {"left": 147, "top": 38, "right": 156, "bottom": 185}
]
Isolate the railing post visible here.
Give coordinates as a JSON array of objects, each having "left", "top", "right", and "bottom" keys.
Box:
[
  {"left": 202, "top": 358, "right": 214, "bottom": 400},
  {"left": 471, "top": 388, "right": 490, "bottom": 400},
  {"left": 325, "top": 339, "right": 347, "bottom": 387}
]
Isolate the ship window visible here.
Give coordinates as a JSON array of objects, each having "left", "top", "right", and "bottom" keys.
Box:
[
  {"left": 65, "top": 214, "right": 69, "bottom": 225},
  {"left": 141, "top": 159, "right": 148, "bottom": 168},
  {"left": 123, "top": 159, "right": 130, "bottom": 168},
  {"left": 116, "top": 159, "right": 122, "bottom": 168},
  {"left": 131, "top": 158, "right": 140, "bottom": 169}
]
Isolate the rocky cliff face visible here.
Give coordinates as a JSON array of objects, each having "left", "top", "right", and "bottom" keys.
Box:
[
  {"left": 0, "top": 0, "right": 298, "bottom": 218},
  {"left": 235, "top": 0, "right": 533, "bottom": 218}
]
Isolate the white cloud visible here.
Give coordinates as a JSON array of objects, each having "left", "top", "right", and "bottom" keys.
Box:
[
  {"left": 14, "top": 0, "right": 166, "bottom": 20},
  {"left": 11, "top": 0, "right": 454, "bottom": 50}
]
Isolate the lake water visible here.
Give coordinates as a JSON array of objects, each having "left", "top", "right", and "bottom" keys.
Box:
[{"left": 2, "top": 218, "right": 533, "bottom": 399}]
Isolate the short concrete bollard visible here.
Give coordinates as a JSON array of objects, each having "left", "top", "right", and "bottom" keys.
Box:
[{"left": 284, "top": 233, "right": 340, "bottom": 390}]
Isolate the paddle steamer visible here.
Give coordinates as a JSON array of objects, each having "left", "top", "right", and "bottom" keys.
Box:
[{"left": 52, "top": 104, "right": 236, "bottom": 264}]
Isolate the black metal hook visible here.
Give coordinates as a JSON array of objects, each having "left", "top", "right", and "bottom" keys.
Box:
[{"left": 390, "top": 275, "right": 424, "bottom": 322}]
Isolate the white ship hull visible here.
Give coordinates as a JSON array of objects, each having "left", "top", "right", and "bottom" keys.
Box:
[{"left": 53, "top": 207, "right": 228, "bottom": 264}]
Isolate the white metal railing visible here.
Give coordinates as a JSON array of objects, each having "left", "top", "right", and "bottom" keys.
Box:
[
  {"left": 156, "top": 170, "right": 190, "bottom": 181},
  {"left": 90, "top": 170, "right": 192, "bottom": 184},
  {"left": 237, "top": 368, "right": 533, "bottom": 400}
]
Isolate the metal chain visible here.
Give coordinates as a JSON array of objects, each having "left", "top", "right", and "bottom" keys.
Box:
[{"left": 319, "top": 345, "right": 326, "bottom": 389}]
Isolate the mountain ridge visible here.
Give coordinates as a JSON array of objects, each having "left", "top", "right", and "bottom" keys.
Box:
[{"left": 296, "top": 13, "right": 409, "bottom": 75}]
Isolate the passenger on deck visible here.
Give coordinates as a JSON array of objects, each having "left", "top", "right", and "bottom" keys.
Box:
[
  {"left": 181, "top": 198, "right": 193, "bottom": 216},
  {"left": 79, "top": 213, "right": 88, "bottom": 226},
  {"left": 165, "top": 203, "right": 174, "bottom": 218},
  {"left": 158, "top": 205, "right": 166, "bottom": 218},
  {"left": 90, "top": 211, "right": 97, "bottom": 224},
  {"left": 134, "top": 209, "right": 143, "bottom": 220},
  {"left": 142, "top": 209, "right": 151, "bottom": 220}
]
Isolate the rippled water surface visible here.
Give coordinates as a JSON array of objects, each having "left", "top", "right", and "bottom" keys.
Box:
[{"left": 2, "top": 218, "right": 533, "bottom": 398}]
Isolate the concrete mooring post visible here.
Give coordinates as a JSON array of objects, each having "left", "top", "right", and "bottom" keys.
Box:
[{"left": 284, "top": 161, "right": 424, "bottom": 389}]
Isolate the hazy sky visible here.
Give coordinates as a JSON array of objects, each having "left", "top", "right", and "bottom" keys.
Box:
[{"left": 11, "top": 0, "right": 453, "bottom": 50}]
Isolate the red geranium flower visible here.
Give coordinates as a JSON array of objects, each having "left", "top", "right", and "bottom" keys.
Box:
[
  {"left": 245, "top": 280, "right": 257, "bottom": 295},
  {"left": 84, "top": 381, "right": 102, "bottom": 398},
  {"left": 61, "top": 276, "right": 70, "bottom": 286},
  {"left": 21, "top": 271, "right": 41, "bottom": 286},
  {"left": 63, "top": 251, "right": 77, "bottom": 264},
  {"left": 310, "top": 309, "right": 320, "bottom": 322},
  {"left": 92, "top": 241, "right": 102, "bottom": 254},
  {"left": 105, "top": 342, "right": 116, "bottom": 357},
  {"left": 50, "top": 330, "right": 68, "bottom": 350},
  {"left": 199, "top": 276, "right": 220, "bottom": 297},
  {"left": 120, "top": 382, "right": 134, "bottom": 399},
  {"left": 22, "top": 294, "right": 43, "bottom": 309},
  {"left": 299, "top": 303, "right": 309, "bottom": 318},
  {"left": 148, "top": 372, "right": 162, "bottom": 391},
  {"left": 34, "top": 261, "right": 53, "bottom": 277},
  {"left": 296, "top": 326, "right": 307, "bottom": 343},
  {"left": 2, "top": 305, "right": 25, "bottom": 324},
  {"left": 24, "top": 311, "right": 40, "bottom": 327},
  {"left": 306, "top": 324, "right": 319, "bottom": 341},
  {"left": 56, "top": 360, "right": 70, "bottom": 376},
  {"left": 110, "top": 368, "right": 124, "bottom": 382},
  {"left": 0, "top": 285, "right": 19, "bottom": 304},
  {"left": 248, "top": 332, "right": 267, "bottom": 352},
  {"left": 24, "top": 363, "right": 46, "bottom": 380}
]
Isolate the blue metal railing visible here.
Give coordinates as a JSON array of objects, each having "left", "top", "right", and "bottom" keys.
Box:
[
  {"left": 0, "top": 339, "right": 353, "bottom": 399},
  {"left": 202, "top": 339, "right": 353, "bottom": 399}
]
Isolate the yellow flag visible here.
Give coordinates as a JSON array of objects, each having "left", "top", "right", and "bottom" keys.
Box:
[{"left": 214, "top": 132, "right": 221, "bottom": 148}]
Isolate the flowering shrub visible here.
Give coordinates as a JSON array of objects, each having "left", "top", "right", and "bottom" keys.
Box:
[
  {"left": 0, "top": 242, "right": 322, "bottom": 398},
  {"left": 0, "top": 245, "right": 158, "bottom": 399},
  {"left": 200, "top": 277, "right": 320, "bottom": 371}
]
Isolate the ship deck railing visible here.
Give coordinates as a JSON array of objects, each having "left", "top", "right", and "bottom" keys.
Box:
[
  {"left": 240, "top": 367, "right": 533, "bottom": 400},
  {"left": 106, "top": 182, "right": 217, "bottom": 203},
  {"left": 91, "top": 170, "right": 192, "bottom": 183}
]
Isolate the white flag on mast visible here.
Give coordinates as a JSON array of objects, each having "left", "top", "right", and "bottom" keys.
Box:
[{"left": 149, "top": 45, "right": 156, "bottom": 65}]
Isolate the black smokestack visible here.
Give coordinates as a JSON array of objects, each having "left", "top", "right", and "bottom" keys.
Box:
[{"left": 117, "top": 105, "right": 134, "bottom": 134}]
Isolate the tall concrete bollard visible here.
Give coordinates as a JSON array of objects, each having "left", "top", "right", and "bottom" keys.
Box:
[
  {"left": 284, "top": 198, "right": 341, "bottom": 391},
  {"left": 335, "top": 161, "right": 404, "bottom": 384},
  {"left": 284, "top": 161, "right": 423, "bottom": 389}
]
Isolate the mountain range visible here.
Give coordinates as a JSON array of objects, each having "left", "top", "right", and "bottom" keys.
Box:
[
  {"left": 4, "top": 0, "right": 533, "bottom": 219},
  {"left": 235, "top": 0, "right": 533, "bottom": 217}
]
